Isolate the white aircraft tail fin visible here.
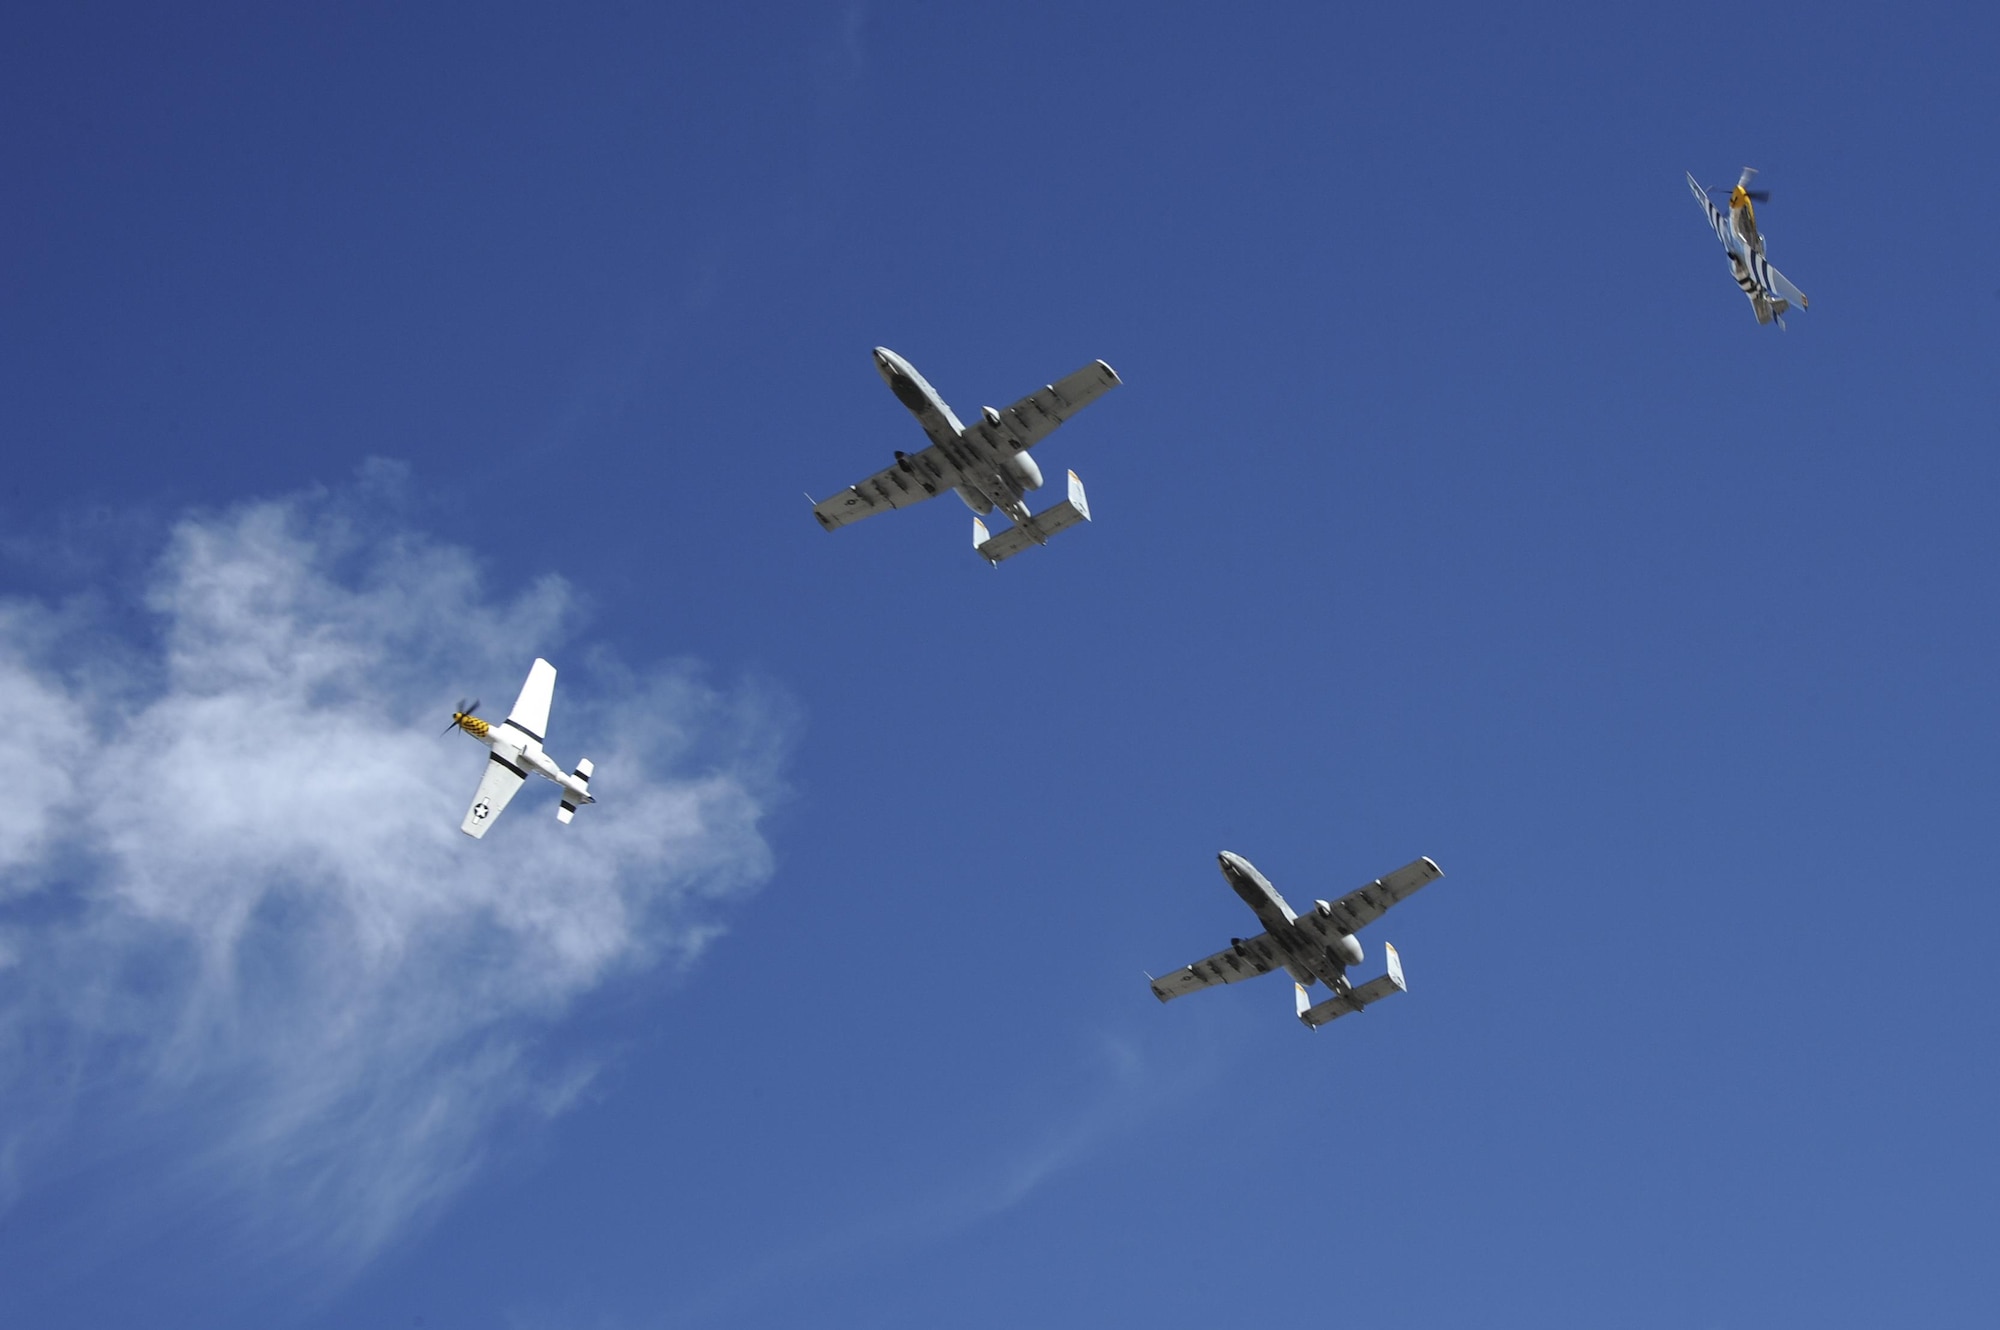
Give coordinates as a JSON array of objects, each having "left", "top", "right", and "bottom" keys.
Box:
[
  {"left": 1061, "top": 466, "right": 1090, "bottom": 522},
  {"left": 1763, "top": 261, "right": 1807, "bottom": 311},
  {"left": 558, "top": 757, "right": 593, "bottom": 824},
  {"left": 1296, "top": 943, "right": 1409, "bottom": 1029},
  {"left": 973, "top": 471, "right": 1092, "bottom": 565}
]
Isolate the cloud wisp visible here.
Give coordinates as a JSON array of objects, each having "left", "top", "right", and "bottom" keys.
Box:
[
  {"left": 0, "top": 475, "right": 786, "bottom": 1278},
  {"left": 663, "top": 1029, "right": 1162, "bottom": 1328}
]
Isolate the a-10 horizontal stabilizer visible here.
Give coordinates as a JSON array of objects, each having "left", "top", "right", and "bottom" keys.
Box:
[
  {"left": 973, "top": 470, "right": 1092, "bottom": 565},
  {"left": 1295, "top": 942, "right": 1408, "bottom": 1029}
]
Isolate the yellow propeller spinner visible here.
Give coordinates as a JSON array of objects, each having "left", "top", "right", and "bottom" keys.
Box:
[{"left": 444, "top": 699, "right": 490, "bottom": 738}]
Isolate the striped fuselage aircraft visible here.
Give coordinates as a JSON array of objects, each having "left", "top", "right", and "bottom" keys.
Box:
[{"left": 1687, "top": 168, "right": 1809, "bottom": 327}]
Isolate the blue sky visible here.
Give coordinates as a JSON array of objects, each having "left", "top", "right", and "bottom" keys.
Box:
[{"left": 2, "top": 2, "right": 1997, "bottom": 1325}]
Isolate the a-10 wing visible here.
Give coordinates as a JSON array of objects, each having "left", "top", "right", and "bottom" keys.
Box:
[
  {"left": 1293, "top": 857, "right": 1443, "bottom": 942},
  {"left": 812, "top": 359, "right": 1121, "bottom": 532},
  {"left": 813, "top": 444, "right": 965, "bottom": 531},
  {"left": 956, "top": 359, "right": 1121, "bottom": 457},
  {"left": 1150, "top": 931, "right": 1285, "bottom": 1003}
]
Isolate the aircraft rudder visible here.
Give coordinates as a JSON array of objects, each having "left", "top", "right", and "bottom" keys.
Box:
[
  {"left": 560, "top": 757, "right": 593, "bottom": 823},
  {"left": 1065, "top": 469, "right": 1090, "bottom": 523}
]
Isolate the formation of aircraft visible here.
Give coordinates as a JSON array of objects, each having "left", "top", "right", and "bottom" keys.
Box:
[
  {"left": 1688, "top": 167, "right": 1810, "bottom": 327},
  {"left": 452, "top": 168, "right": 1821, "bottom": 1040},
  {"left": 810, "top": 347, "right": 1121, "bottom": 564},
  {"left": 1150, "top": 852, "right": 1444, "bottom": 1028},
  {"left": 447, "top": 658, "right": 594, "bottom": 839}
]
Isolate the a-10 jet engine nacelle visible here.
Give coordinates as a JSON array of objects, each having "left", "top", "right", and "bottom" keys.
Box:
[
  {"left": 982, "top": 406, "right": 1046, "bottom": 492},
  {"left": 1313, "top": 901, "right": 1365, "bottom": 967},
  {"left": 951, "top": 420, "right": 1045, "bottom": 515}
]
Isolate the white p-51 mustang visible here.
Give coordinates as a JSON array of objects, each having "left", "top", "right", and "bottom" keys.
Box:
[
  {"left": 1687, "top": 167, "right": 1810, "bottom": 327},
  {"left": 446, "top": 658, "right": 594, "bottom": 839},
  {"left": 811, "top": 347, "right": 1121, "bottom": 564},
  {"left": 1151, "top": 852, "right": 1445, "bottom": 1029}
]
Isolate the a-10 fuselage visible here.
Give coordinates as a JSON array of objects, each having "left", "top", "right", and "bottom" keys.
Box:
[
  {"left": 872, "top": 346, "right": 1044, "bottom": 527},
  {"left": 1219, "top": 851, "right": 1365, "bottom": 990}
]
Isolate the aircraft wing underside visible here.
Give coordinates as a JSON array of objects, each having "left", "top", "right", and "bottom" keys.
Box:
[
  {"left": 507, "top": 658, "right": 556, "bottom": 743},
  {"left": 1150, "top": 931, "right": 1285, "bottom": 1002},
  {"left": 1299, "top": 857, "right": 1444, "bottom": 939},
  {"left": 814, "top": 443, "right": 963, "bottom": 531},
  {"left": 955, "top": 360, "right": 1122, "bottom": 456},
  {"left": 461, "top": 752, "right": 528, "bottom": 839},
  {"left": 1689, "top": 173, "right": 1737, "bottom": 253}
]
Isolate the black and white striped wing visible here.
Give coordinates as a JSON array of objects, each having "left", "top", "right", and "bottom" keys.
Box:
[{"left": 1687, "top": 172, "right": 1739, "bottom": 254}]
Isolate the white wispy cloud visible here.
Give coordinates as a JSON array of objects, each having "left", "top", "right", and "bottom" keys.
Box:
[
  {"left": 660, "top": 1029, "right": 1166, "bottom": 1329},
  {"left": 0, "top": 467, "right": 787, "bottom": 1276}
]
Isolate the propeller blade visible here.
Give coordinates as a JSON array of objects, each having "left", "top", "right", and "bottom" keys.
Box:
[
  {"left": 1745, "top": 190, "right": 1770, "bottom": 202},
  {"left": 442, "top": 697, "right": 479, "bottom": 736}
]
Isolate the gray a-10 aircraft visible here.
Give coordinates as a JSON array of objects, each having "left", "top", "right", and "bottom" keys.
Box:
[
  {"left": 811, "top": 347, "right": 1121, "bottom": 564},
  {"left": 1151, "top": 852, "right": 1444, "bottom": 1029}
]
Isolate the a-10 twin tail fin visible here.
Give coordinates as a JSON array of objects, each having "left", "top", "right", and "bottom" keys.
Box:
[
  {"left": 1295, "top": 942, "right": 1408, "bottom": 1029},
  {"left": 972, "top": 469, "right": 1092, "bottom": 565}
]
